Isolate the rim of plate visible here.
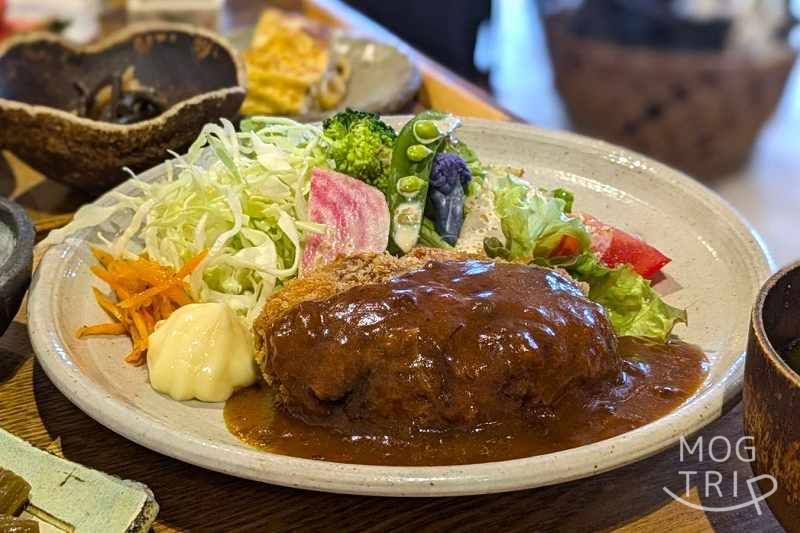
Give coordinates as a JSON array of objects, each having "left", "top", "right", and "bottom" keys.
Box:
[{"left": 28, "top": 118, "right": 774, "bottom": 497}]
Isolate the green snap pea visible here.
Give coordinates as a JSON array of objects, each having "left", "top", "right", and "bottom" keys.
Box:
[
  {"left": 387, "top": 111, "right": 460, "bottom": 253},
  {"left": 413, "top": 120, "right": 440, "bottom": 141},
  {"left": 406, "top": 144, "right": 433, "bottom": 162},
  {"left": 397, "top": 175, "right": 425, "bottom": 195}
]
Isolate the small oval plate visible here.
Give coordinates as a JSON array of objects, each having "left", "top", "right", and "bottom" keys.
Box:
[
  {"left": 227, "top": 28, "right": 422, "bottom": 121},
  {"left": 28, "top": 118, "right": 772, "bottom": 496}
]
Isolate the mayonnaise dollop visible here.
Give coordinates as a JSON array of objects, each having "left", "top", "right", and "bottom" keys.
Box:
[{"left": 147, "top": 302, "right": 258, "bottom": 402}]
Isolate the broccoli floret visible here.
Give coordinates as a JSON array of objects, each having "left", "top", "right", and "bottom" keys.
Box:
[{"left": 323, "top": 109, "right": 397, "bottom": 193}]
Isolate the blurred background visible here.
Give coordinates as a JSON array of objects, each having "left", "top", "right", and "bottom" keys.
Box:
[
  {"left": 351, "top": 1, "right": 800, "bottom": 268},
  {"left": 1, "top": 0, "right": 798, "bottom": 264},
  {"left": 350, "top": 1, "right": 800, "bottom": 175}
]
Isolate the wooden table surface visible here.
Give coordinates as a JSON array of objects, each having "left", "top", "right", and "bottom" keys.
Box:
[{"left": 0, "top": 1, "right": 787, "bottom": 531}]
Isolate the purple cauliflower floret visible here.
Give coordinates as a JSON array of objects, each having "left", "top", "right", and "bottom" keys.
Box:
[
  {"left": 430, "top": 153, "right": 471, "bottom": 195},
  {"left": 426, "top": 153, "right": 472, "bottom": 246}
]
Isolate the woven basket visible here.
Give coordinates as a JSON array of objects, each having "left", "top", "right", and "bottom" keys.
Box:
[{"left": 544, "top": 15, "right": 797, "bottom": 179}]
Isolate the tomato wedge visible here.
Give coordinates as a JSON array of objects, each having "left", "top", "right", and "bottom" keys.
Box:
[
  {"left": 550, "top": 234, "right": 581, "bottom": 258},
  {"left": 581, "top": 214, "right": 671, "bottom": 279}
]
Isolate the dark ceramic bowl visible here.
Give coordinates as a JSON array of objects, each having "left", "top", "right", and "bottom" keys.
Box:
[
  {"left": 0, "top": 197, "right": 34, "bottom": 336},
  {"left": 745, "top": 260, "right": 800, "bottom": 533},
  {"left": 0, "top": 23, "right": 246, "bottom": 193}
]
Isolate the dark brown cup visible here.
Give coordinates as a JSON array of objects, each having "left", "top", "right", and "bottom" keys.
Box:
[{"left": 745, "top": 260, "right": 800, "bottom": 533}]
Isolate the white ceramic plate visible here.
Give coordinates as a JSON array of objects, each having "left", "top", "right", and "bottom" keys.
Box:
[{"left": 28, "top": 118, "right": 773, "bottom": 497}]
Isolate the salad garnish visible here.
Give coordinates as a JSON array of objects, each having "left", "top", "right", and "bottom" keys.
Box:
[
  {"left": 45, "top": 117, "right": 329, "bottom": 325},
  {"left": 46, "top": 108, "right": 688, "bottom": 390},
  {"left": 387, "top": 110, "right": 461, "bottom": 253},
  {"left": 484, "top": 174, "right": 686, "bottom": 341},
  {"left": 322, "top": 108, "right": 396, "bottom": 194},
  {"left": 77, "top": 246, "right": 206, "bottom": 365}
]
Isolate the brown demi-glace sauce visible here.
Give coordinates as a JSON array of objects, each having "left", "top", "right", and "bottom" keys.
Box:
[{"left": 225, "top": 337, "right": 708, "bottom": 466}]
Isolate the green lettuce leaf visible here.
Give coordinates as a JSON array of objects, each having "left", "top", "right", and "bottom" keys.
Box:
[
  {"left": 568, "top": 254, "right": 687, "bottom": 341},
  {"left": 549, "top": 188, "right": 574, "bottom": 213},
  {"left": 490, "top": 174, "right": 686, "bottom": 341},
  {"left": 492, "top": 174, "right": 591, "bottom": 260}
]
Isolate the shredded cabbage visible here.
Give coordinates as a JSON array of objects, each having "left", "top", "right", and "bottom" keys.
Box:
[{"left": 42, "top": 117, "right": 330, "bottom": 325}]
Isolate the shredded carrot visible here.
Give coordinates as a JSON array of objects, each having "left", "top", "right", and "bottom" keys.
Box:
[
  {"left": 115, "top": 260, "right": 171, "bottom": 286},
  {"left": 125, "top": 344, "right": 147, "bottom": 366},
  {"left": 76, "top": 323, "right": 127, "bottom": 337},
  {"left": 92, "top": 288, "right": 123, "bottom": 321},
  {"left": 176, "top": 249, "right": 208, "bottom": 278},
  {"left": 90, "top": 247, "right": 115, "bottom": 268},
  {"left": 117, "top": 280, "right": 180, "bottom": 309},
  {"left": 77, "top": 247, "right": 208, "bottom": 365},
  {"left": 164, "top": 285, "right": 192, "bottom": 307},
  {"left": 141, "top": 308, "right": 156, "bottom": 333},
  {"left": 158, "top": 296, "right": 174, "bottom": 319},
  {"left": 90, "top": 266, "right": 133, "bottom": 300},
  {"left": 130, "top": 311, "right": 150, "bottom": 350}
]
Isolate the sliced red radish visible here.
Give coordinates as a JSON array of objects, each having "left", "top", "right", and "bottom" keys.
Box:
[
  {"left": 302, "top": 168, "right": 390, "bottom": 272},
  {"left": 580, "top": 214, "right": 671, "bottom": 279}
]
